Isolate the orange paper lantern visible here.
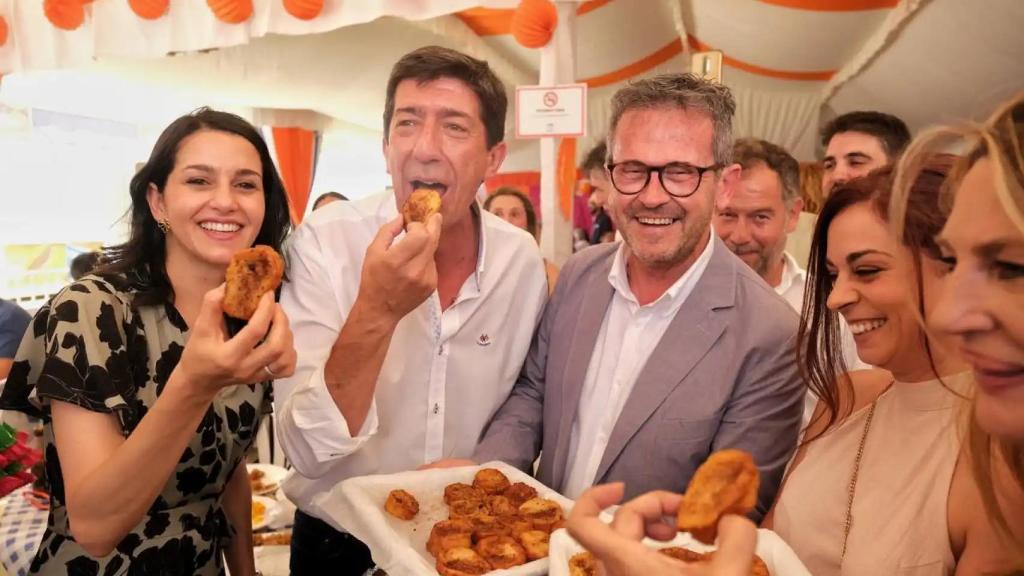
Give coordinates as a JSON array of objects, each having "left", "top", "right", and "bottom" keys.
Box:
[
  {"left": 283, "top": 0, "right": 323, "bottom": 20},
  {"left": 44, "top": 0, "right": 87, "bottom": 31},
  {"left": 129, "top": 0, "right": 169, "bottom": 20},
  {"left": 511, "top": 0, "right": 557, "bottom": 49},
  {"left": 0, "top": 16, "right": 8, "bottom": 47},
  {"left": 208, "top": 0, "right": 253, "bottom": 24}
]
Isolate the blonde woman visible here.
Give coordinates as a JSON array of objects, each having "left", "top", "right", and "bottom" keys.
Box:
[{"left": 892, "top": 92, "right": 1024, "bottom": 571}]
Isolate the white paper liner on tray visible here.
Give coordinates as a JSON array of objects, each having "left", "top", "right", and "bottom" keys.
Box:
[
  {"left": 316, "top": 461, "right": 574, "bottom": 576},
  {"left": 548, "top": 522, "right": 810, "bottom": 576}
]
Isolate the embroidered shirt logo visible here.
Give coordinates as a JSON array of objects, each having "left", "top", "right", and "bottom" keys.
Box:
[{"left": 477, "top": 333, "right": 491, "bottom": 347}]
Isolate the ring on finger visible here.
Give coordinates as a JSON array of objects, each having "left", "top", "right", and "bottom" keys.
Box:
[{"left": 263, "top": 365, "right": 276, "bottom": 378}]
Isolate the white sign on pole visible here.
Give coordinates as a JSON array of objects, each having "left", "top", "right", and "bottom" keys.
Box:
[{"left": 514, "top": 83, "right": 586, "bottom": 139}]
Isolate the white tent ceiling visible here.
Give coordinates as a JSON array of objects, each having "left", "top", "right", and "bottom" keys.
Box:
[{"left": 0, "top": 0, "right": 1021, "bottom": 164}]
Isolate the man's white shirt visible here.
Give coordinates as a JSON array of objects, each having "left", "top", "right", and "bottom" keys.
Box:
[
  {"left": 274, "top": 191, "right": 547, "bottom": 527},
  {"left": 561, "top": 235, "right": 715, "bottom": 498}
]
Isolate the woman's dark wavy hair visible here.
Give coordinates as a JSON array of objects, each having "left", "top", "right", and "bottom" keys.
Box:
[
  {"left": 798, "top": 157, "right": 955, "bottom": 442},
  {"left": 96, "top": 108, "right": 290, "bottom": 306}
]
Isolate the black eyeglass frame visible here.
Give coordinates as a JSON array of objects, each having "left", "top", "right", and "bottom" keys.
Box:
[{"left": 605, "top": 161, "right": 724, "bottom": 198}]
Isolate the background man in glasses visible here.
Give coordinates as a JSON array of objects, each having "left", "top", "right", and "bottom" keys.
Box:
[{"left": 437, "top": 74, "right": 804, "bottom": 519}]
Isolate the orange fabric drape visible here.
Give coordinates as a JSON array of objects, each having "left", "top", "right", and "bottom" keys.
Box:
[
  {"left": 556, "top": 138, "right": 577, "bottom": 220},
  {"left": 272, "top": 127, "right": 316, "bottom": 225}
]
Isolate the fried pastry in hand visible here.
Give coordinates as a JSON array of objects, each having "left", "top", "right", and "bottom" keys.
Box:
[
  {"left": 518, "top": 497, "right": 563, "bottom": 532},
  {"left": 222, "top": 245, "right": 284, "bottom": 320},
  {"left": 445, "top": 483, "right": 485, "bottom": 505},
  {"left": 436, "top": 547, "right": 491, "bottom": 576},
  {"left": 384, "top": 489, "right": 419, "bottom": 521},
  {"left": 474, "top": 535, "right": 527, "bottom": 569},
  {"left": 568, "top": 552, "right": 597, "bottom": 576},
  {"left": 503, "top": 482, "right": 538, "bottom": 508},
  {"left": 676, "top": 449, "right": 759, "bottom": 544},
  {"left": 427, "top": 519, "right": 474, "bottom": 558},
  {"left": 473, "top": 468, "right": 512, "bottom": 495},
  {"left": 402, "top": 188, "right": 442, "bottom": 226},
  {"left": 516, "top": 530, "right": 550, "bottom": 560}
]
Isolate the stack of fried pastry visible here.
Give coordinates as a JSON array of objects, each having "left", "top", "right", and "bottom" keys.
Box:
[{"left": 422, "top": 468, "right": 564, "bottom": 575}]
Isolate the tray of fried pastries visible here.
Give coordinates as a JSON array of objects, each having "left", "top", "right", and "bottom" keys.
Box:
[
  {"left": 549, "top": 527, "right": 809, "bottom": 576},
  {"left": 549, "top": 450, "right": 809, "bottom": 576},
  {"left": 318, "top": 461, "right": 573, "bottom": 575}
]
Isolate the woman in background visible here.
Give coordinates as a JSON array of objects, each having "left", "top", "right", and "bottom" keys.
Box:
[{"left": 484, "top": 187, "right": 560, "bottom": 293}]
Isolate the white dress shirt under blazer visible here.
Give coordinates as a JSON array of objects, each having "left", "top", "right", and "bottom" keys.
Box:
[
  {"left": 275, "top": 191, "right": 548, "bottom": 527},
  {"left": 562, "top": 236, "right": 714, "bottom": 498}
]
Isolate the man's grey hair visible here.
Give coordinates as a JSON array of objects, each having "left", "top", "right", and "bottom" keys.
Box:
[
  {"left": 607, "top": 73, "right": 736, "bottom": 165},
  {"left": 733, "top": 138, "right": 801, "bottom": 206}
]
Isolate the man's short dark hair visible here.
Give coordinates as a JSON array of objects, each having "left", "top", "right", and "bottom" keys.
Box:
[
  {"left": 733, "top": 138, "right": 801, "bottom": 206},
  {"left": 383, "top": 46, "right": 507, "bottom": 149},
  {"left": 581, "top": 141, "right": 607, "bottom": 173},
  {"left": 312, "top": 191, "right": 348, "bottom": 210},
  {"left": 820, "top": 111, "right": 911, "bottom": 159}
]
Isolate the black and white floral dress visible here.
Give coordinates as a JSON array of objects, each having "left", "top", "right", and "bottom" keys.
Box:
[{"left": 0, "top": 274, "right": 271, "bottom": 575}]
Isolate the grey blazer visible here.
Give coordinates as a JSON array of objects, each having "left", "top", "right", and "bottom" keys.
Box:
[{"left": 474, "top": 238, "right": 804, "bottom": 520}]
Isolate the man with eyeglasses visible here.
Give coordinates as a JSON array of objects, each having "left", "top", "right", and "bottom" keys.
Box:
[{"left": 435, "top": 74, "right": 804, "bottom": 519}]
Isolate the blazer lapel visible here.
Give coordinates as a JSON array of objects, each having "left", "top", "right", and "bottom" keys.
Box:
[
  {"left": 549, "top": 251, "right": 616, "bottom": 489},
  {"left": 594, "top": 238, "right": 737, "bottom": 482}
]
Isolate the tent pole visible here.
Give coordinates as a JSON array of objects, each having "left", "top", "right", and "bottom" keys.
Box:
[{"left": 538, "top": 1, "right": 579, "bottom": 267}]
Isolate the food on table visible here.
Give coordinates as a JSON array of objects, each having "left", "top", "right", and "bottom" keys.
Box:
[
  {"left": 676, "top": 449, "right": 759, "bottom": 544},
  {"left": 402, "top": 188, "right": 442, "bottom": 226},
  {"left": 385, "top": 489, "right": 420, "bottom": 521},
  {"left": 251, "top": 500, "right": 267, "bottom": 526},
  {"left": 223, "top": 245, "right": 285, "bottom": 320},
  {"left": 568, "top": 551, "right": 597, "bottom": 576},
  {"left": 248, "top": 468, "right": 276, "bottom": 495},
  {"left": 472, "top": 468, "right": 512, "bottom": 496},
  {"left": 253, "top": 531, "right": 292, "bottom": 546}
]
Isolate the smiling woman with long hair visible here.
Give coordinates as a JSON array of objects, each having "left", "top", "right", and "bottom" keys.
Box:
[
  {"left": 0, "top": 108, "right": 296, "bottom": 575},
  {"left": 892, "top": 92, "right": 1024, "bottom": 572},
  {"left": 764, "top": 157, "right": 1015, "bottom": 573}
]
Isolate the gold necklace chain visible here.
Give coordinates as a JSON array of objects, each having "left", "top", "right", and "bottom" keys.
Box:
[{"left": 840, "top": 380, "right": 894, "bottom": 563}]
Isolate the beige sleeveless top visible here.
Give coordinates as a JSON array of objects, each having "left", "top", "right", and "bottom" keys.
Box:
[{"left": 773, "top": 372, "right": 972, "bottom": 576}]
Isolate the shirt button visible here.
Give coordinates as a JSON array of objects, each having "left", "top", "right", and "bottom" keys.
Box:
[{"left": 433, "top": 403, "right": 440, "bottom": 415}]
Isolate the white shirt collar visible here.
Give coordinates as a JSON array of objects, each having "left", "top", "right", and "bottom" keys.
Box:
[
  {"left": 776, "top": 251, "right": 806, "bottom": 296},
  {"left": 607, "top": 231, "right": 716, "bottom": 315}
]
